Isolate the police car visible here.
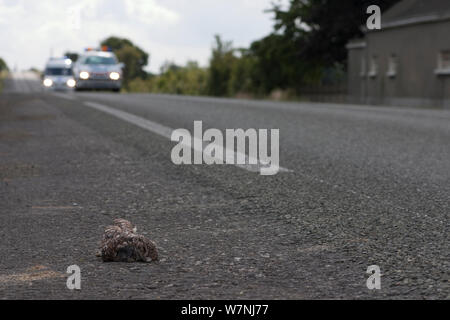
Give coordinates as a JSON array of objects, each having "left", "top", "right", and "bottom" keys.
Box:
[
  {"left": 42, "top": 57, "right": 76, "bottom": 90},
  {"left": 73, "top": 47, "right": 123, "bottom": 92}
]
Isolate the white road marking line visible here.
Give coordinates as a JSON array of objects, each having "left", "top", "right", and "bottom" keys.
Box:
[
  {"left": 84, "top": 101, "right": 292, "bottom": 174},
  {"left": 84, "top": 101, "right": 173, "bottom": 137}
]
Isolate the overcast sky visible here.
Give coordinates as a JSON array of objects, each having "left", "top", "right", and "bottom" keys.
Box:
[{"left": 0, "top": 0, "right": 288, "bottom": 73}]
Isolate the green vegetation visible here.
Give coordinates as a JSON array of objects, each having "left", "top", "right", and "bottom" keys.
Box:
[
  {"left": 270, "top": 0, "right": 401, "bottom": 69},
  {"left": 102, "top": 0, "right": 402, "bottom": 98},
  {"left": 0, "top": 57, "right": 9, "bottom": 93},
  {"left": 0, "top": 72, "right": 5, "bottom": 93},
  {"left": 127, "top": 61, "right": 208, "bottom": 95},
  {"left": 64, "top": 52, "right": 79, "bottom": 62},
  {"left": 0, "top": 57, "right": 8, "bottom": 72},
  {"left": 100, "top": 36, "right": 149, "bottom": 89}
]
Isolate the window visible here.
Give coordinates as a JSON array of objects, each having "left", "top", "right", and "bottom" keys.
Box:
[
  {"left": 81, "top": 56, "right": 117, "bottom": 65},
  {"left": 44, "top": 67, "right": 73, "bottom": 76},
  {"left": 387, "top": 54, "right": 397, "bottom": 78},
  {"left": 368, "top": 56, "right": 378, "bottom": 77},
  {"left": 435, "top": 50, "right": 450, "bottom": 75}
]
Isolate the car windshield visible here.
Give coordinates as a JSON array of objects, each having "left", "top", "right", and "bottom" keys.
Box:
[
  {"left": 83, "top": 56, "right": 117, "bottom": 65},
  {"left": 45, "top": 68, "right": 73, "bottom": 76}
]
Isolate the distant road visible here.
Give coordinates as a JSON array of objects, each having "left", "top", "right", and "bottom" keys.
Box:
[
  {"left": 0, "top": 72, "right": 448, "bottom": 299},
  {"left": 2, "top": 71, "right": 43, "bottom": 93}
]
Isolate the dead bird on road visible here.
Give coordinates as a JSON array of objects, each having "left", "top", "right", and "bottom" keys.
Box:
[{"left": 99, "top": 219, "right": 158, "bottom": 263}]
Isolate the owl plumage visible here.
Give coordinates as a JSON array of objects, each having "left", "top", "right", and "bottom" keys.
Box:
[
  {"left": 99, "top": 219, "right": 158, "bottom": 262},
  {"left": 113, "top": 218, "right": 137, "bottom": 233}
]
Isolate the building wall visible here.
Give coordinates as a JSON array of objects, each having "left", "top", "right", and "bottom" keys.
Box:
[
  {"left": 347, "top": 44, "right": 366, "bottom": 104},
  {"left": 348, "top": 19, "right": 450, "bottom": 109}
]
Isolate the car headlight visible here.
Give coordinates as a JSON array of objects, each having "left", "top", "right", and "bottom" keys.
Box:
[
  {"left": 79, "top": 71, "right": 89, "bottom": 80},
  {"left": 109, "top": 72, "right": 120, "bottom": 80},
  {"left": 43, "top": 78, "right": 53, "bottom": 87},
  {"left": 66, "top": 79, "right": 76, "bottom": 88}
]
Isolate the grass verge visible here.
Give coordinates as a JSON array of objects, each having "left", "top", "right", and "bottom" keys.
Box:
[{"left": 0, "top": 71, "right": 8, "bottom": 93}]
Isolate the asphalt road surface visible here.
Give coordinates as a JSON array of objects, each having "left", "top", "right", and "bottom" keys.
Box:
[{"left": 0, "top": 72, "right": 448, "bottom": 299}]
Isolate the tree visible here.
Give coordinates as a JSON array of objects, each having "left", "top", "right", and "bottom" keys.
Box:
[
  {"left": 148, "top": 60, "right": 207, "bottom": 95},
  {"left": 207, "top": 35, "right": 237, "bottom": 96},
  {"left": 228, "top": 49, "right": 258, "bottom": 96},
  {"left": 248, "top": 34, "right": 305, "bottom": 93},
  {"left": 114, "top": 45, "right": 146, "bottom": 88},
  {"left": 64, "top": 52, "right": 79, "bottom": 62},
  {"left": 0, "top": 57, "right": 9, "bottom": 72},
  {"left": 160, "top": 61, "right": 181, "bottom": 74},
  {"left": 271, "top": 0, "right": 402, "bottom": 67},
  {"left": 100, "top": 36, "right": 149, "bottom": 82}
]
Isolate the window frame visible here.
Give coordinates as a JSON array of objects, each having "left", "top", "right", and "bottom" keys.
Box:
[
  {"left": 435, "top": 50, "right": 450, "bottom": 75},
  {"left": 368, "top": 55, "right": 378, "bottom": 78},
  {"left": 386, "top": 54, "right": 398, "bottom": 78}
]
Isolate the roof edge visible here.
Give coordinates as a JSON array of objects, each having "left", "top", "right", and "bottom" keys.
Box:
[
  {"left": 383, "top": 13, "right": 450, "bottom": 29},
  {"left": 362, "top": 13, "right": 450, "bottom": 32}
]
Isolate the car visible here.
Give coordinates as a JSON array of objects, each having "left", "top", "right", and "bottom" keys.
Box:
[
  {"left": 73, "top": 47, "right": 123, "bottom": 92},
  {"left": 42, "top": 57, "right": 76, "bottom": 90}
]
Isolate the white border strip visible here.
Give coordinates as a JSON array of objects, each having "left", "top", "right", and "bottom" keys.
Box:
[{"left": 84, "top": 101, "right": 292, "bottom": 174}]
